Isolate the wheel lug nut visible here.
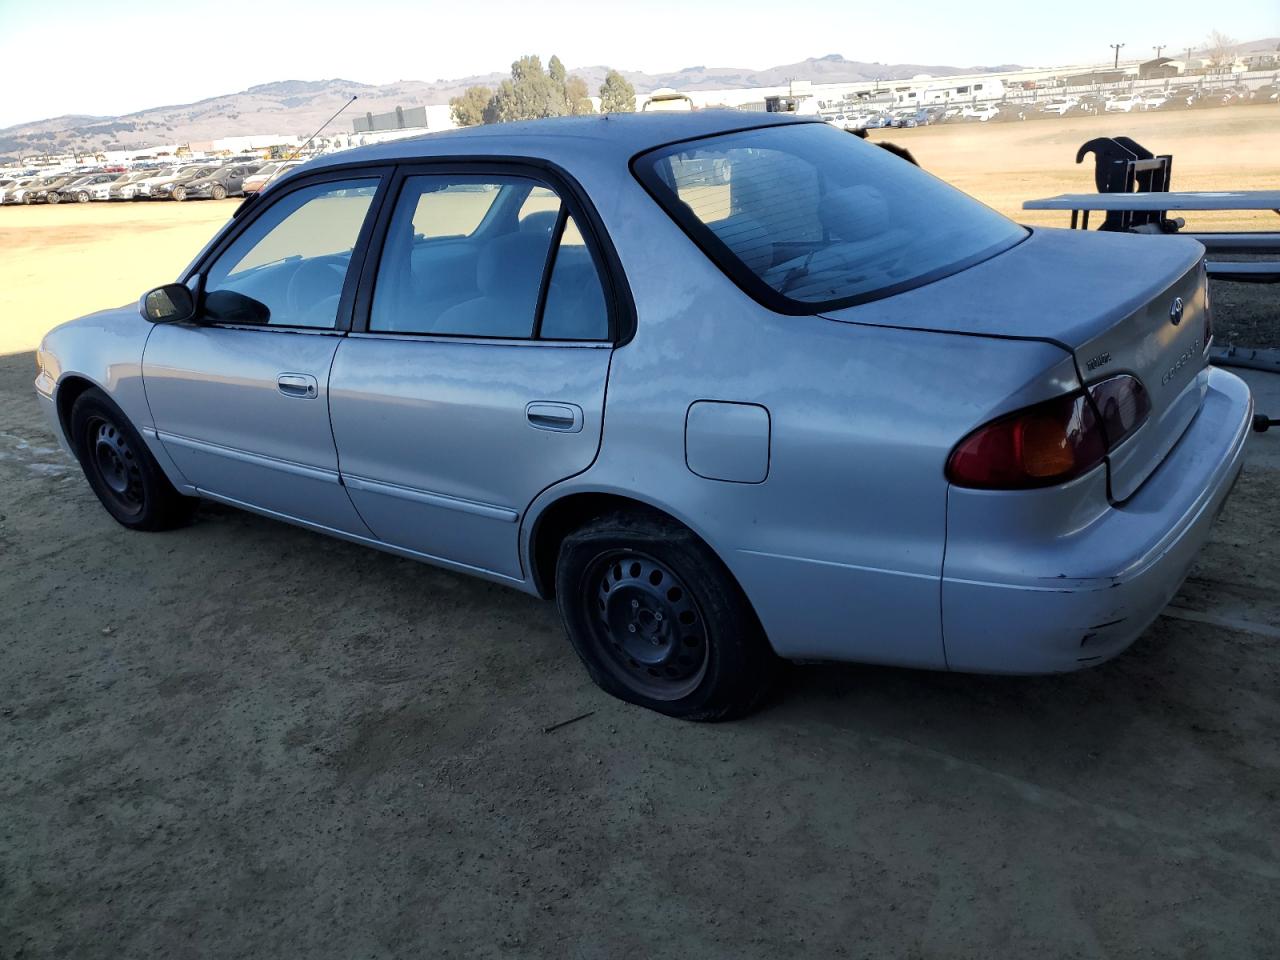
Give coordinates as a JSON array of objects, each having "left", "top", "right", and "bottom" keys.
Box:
[
  {"left": 654, "top": 612, "right": 663, "bottom": 621},
  {"left": 631, "top": 600, "right": 639, "bottom": 609},
  {"left": 628, "top": 624, "right": 636, "bottom": 633}
]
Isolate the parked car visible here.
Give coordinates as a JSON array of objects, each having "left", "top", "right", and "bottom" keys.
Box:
[
  {"left": 53, "top": 172, "right": 119, "bottom": 204},
  {"left": 1252, "top": 83, "right": 1280, "bottom": 103},
  {"left": 1075, "top": 94, "right": 1106, "bottom": 114},
  {"left": 97, "top": 170, "right": 155, "bottom": 201},
  {"left": 150, "top": 164, "right": 224, "bottom": 200},
  {"left": 1105, "top": 94, "right": 1146, "bottom": 113},
  {"left": 961, "top": 103, "right": 1000, "bottom": 121},
  {"left": 174, "top": 163, "right": 262, "bottom": 201},
  {"left": 241, "top": 160, "right": 303, "bottom": 195},
  {"left": 25, "top": 174, "right": 80, "bottom": 203},
  {"left": 35, "top": 113, "right": 1253, "bottom": 720},
  {"left": 0, "top": 177, "right": 40, "bottom": 204},
  {"left": 131, "top": 166, "right": 182, "bottom": 199},
  {"left": 1040, "top": 98, "right": 1080, "bottom": 116}
]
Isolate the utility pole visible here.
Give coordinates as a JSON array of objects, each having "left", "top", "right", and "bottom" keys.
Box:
[
  {"left": 1153, "top": 44, "right": 1165, "bottom": 59},
  {"left": 1110, "top": 43, "right": 1126, "bottom": 69}
]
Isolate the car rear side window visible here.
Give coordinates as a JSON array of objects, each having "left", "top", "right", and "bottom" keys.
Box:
[
  {"left": 633, "top": 121, "right": 1027, "bottom": 313},
  {"left": 368, "top": 174, "right": 609, "bottom": 340}
]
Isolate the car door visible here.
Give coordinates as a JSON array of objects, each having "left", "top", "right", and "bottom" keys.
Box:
[
  {"left": 328, "top": 167, "right": 625, "bottom": 579},
  {"left": 143, "top": 171, "right": 389, "bottom": 534}
]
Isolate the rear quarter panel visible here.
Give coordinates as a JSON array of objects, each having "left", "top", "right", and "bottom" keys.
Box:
[{"left": 526, "top": 175, "right": 1078, "bottom": 666}]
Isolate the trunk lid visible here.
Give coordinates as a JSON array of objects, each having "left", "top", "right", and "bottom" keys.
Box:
[{"left": 820, "top": 227, "right": 1210, "bottom": 500}]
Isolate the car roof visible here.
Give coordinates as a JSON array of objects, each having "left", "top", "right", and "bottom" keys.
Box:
[{"left": 305, "top": 111, "right": 818, "bottom": 173}]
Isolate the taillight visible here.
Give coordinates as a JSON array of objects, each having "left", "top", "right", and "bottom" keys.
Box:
[{"left": 946, "top": 375, "right": 1150, "bottom": 490}]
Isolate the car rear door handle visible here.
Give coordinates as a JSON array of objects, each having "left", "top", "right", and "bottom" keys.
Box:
[
  {"left": 277, "top": 373, "right": 318, "bottom": 399},
  {"left": 526, "top": 401, "right": 583, "bottom": 433}
]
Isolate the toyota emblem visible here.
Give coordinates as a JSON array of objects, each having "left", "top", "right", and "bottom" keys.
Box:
[{"left": 1169, "top": 297, "right": 1185, "bottom": 326}]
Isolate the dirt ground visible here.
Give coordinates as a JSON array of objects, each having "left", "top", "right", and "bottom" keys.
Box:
[{"left": 2, "top": 108, "right": 1280, "bottom": 958}]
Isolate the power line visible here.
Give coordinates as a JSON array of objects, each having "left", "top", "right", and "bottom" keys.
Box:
[{"left": 1110, "top": 43, "right": 1126, "bottom": 69}]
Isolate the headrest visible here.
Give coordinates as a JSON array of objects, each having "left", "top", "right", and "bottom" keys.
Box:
[
  {"left": 477, "top": 232, "right": 551, "bottom": 295},
  {"left": 519, "top": 210, "right": 560, "bottom": 237}
]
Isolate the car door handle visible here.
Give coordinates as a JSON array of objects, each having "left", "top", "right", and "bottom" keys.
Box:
[
  {"left": 277, "top": 373, "right": 318, "bottom": 399},
  {"left": 526, "top": 401, "right": 583, "bottom": 433}
]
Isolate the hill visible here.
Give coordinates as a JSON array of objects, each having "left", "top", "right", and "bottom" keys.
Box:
[{"left": 0, "top": 54, "right": 1021, "bottom": 156}]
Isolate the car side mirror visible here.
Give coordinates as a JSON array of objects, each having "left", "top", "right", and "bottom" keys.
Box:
[{"left": 140, "top": 283, "right": 197, "bottom": 323}]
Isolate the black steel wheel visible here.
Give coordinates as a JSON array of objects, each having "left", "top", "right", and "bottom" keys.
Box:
[
  {"left": 70, "top": 387, "right": 194, "bottom": 531},
  {"left": 556, "top": 511, "right": 776, "bottom": 721},
  {"left": 585, "top": 550, "right": 710, "bottom": 701},
  {"left": 86, "top": 415, "right": 145, "bottom": 518}
]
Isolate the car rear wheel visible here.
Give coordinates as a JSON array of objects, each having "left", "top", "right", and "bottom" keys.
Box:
[
  {"left": 70, "top": 388, "right": 194, "bottom": 531},
  {"left": 210, "top": 183, "right": 227, "bottom": 201},
  {"left": 556, "top": 511, "right": 776, "bottom": 721}
]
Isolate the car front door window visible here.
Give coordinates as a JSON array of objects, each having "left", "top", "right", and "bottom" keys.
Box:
[{"left": 200, "top": 178, "right": 378, "bottom": 329}]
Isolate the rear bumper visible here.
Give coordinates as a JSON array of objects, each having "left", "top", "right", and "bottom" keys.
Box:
[{"left": 942, "top": 367, "right": 1253, "bottom": 673}]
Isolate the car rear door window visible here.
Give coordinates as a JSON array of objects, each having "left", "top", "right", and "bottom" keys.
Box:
[
  {"left": 200, "top": 178, "right": 378, "bottom": 328},
  {"left": 368, "top": 174, "right": 610, "bottom": 340}
]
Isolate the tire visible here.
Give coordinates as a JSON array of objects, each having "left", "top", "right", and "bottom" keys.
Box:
[
  {"left": 47, "top": 192, "right": 61, "bottom": 204},
  {"left": 209, "top": 183, "right": 227, "bottom": 201},
  {"left": 76, "top": 190, "right": 89, "bottom": 203},
  {"left": 69, "top": 387, "right": 194, "bottom": 531},
  {"left": 556, "top": 511, "right": 776, "bottom": 721},
  {"left": 171, "top": 186, "right": 186, "bottom": 202}
]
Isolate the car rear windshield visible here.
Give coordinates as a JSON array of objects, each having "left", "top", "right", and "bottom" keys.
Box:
[{"left": 633, "top": 121, "right": 1027, "bottom": 313}]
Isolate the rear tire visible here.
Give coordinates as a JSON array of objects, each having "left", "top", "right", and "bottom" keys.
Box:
[
  {"left": 556, "top": 511, "right": 776, "bottom": 721},
  {"left": 69, "top": 387, "right": 194, "bottom": 531}
]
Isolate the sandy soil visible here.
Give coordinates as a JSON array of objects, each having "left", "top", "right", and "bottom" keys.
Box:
[{"left": 1, "top": 349, "right": 1278, "bottom": 958}]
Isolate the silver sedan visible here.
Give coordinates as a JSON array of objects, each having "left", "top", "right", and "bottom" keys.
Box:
[{"left": 35, "top": 113, "right": 1253, "bottom": 720}]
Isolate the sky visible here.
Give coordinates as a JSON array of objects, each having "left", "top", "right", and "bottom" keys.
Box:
[{"left": 0, "top": 0, "right": 1275, "bottom": 128}]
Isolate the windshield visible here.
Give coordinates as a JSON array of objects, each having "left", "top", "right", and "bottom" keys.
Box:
[{"left": 633, "top": 121, "right": 1026, "bottom": 312}]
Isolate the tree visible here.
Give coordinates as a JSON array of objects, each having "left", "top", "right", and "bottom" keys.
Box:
[
  {"left": 450, "top": 85, "right": 492, "bottom": 127},
  {"left": 548, "top": 55, "right": 567, "bottom": 85},
  {"left": 1206, "top": 30, "right": 1237, "bottom": 73},
  {"left": 565, "top": 75, "right": 594, "bottom": 115},
  {"left": 488, "top": 55, "right": 568, "bottom": 122},
  {"left": 599, "top": 70, "right": 637, "bottom": 113}
]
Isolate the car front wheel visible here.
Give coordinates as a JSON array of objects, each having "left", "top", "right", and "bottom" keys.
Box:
[
  {"left": 70, "top": 387, "right": 194, "bottom": 531},
  {"left": 171, "top": 186, "right": 186, "bottom": 202},
  {"left": 210, "top": 183, "right": 227, "bottom": 200},
  {"left": 556, "top": 511, "right": 776, "bottom": 721}
]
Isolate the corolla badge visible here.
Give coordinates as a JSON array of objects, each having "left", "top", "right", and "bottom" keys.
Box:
[{"left": 1169, "top": 296, "right": 1185, "bottom": 326}]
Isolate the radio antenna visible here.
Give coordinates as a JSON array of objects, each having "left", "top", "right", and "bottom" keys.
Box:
[
  {"left": 289, "top": 94, "right": 358, "bottom": 162},
  {"left": 253, "top": 94, "right": 359, "bottom": 196}
]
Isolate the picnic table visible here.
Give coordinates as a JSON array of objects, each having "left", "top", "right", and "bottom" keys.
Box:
[{"left": 1022, "top": 190, "right": 1280, "bottom": 284}]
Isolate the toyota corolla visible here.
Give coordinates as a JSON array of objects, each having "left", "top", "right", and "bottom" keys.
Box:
[{"left": 34, "top": 113, "right": 1253, "bottom": 720}]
